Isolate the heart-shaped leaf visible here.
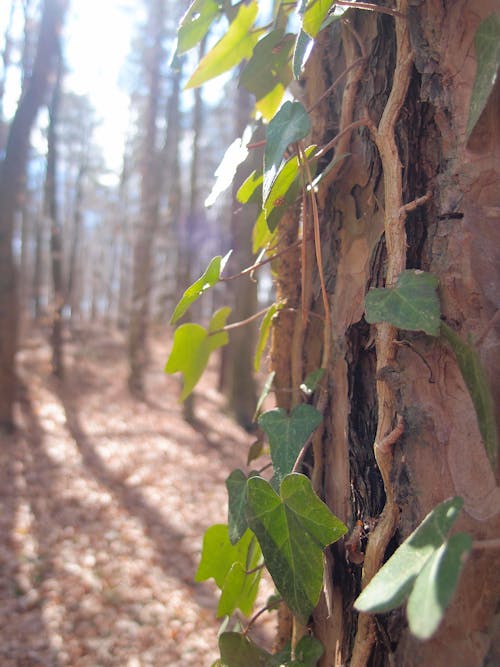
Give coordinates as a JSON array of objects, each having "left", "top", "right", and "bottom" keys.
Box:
[
  {"left": 226, "top": 469, "right": 249, "bottom": 545},
  {"left": 263, "top": 101, "right": 311, "bottom": 203},
  {"left": 176, "top": 0, "right": 220, "bottom": 55},
  {"left": 467, "top": 14, "right": 500, "bottom": 137},
  {"left": 185, "top": 1, "right": 259, "bottom": 89},
  {"left": 165, "top": 308, "right": 230, "bottom": 400},
  {"left": 217, "top": 547, "right": 262, "bottom": 617},
  {"left": 170, "top": 252, "right": 232, "bottom": 324},
  {"left": 354, "top": 496, "right": 464, "bottom": 614},
  {"left": 364, "top": 270, "right": 440, "bottom": 336},
  {"left": 407, "top": 532, "right": 472, "bottom": 639},
  {"left": 246, "top": 474, "right": 347, "bottom": 620},
  {"left": 218, "top": 632, "right": 276, "bottom": 666},
  {"left": 258, "top": 404, "right": 322, "bottom": 482}
]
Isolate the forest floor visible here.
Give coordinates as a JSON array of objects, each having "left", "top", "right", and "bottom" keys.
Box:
[{"left": 0, "top": 325, "right": 273, "bottom": 667}]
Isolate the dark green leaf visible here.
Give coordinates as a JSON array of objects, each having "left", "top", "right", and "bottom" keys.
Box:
[
  {"left": 218, "top": 632, "right": 276, "bottom": 666},
  {"left": 364, "top": 270, "right": 440, "bottom": 336},
  {"left": 226, "top": 469, "right": 249, "bottom": 544},
  {"left": 441, "top": 322, "right": 498, "bottom": 467},
  {"left": 247, "top": 439, "right": 265, "bottom": 465},
  {"left": 170, "top": 252, "right": 232, "bottom": 324},
  {"left": 185, "top": 1, "right": 259, "bottom": 89},
  {"left": 240, "top": 30, "right": 294, "bottom": 101},
  {"left": 254, "top": 371, "right": 275, "bottom": 419},
  {"left": 407, "top": 532, "right": 472, "bottom": 639},
  {"left": 263, "top": 101, "right": 311, "bottom": 203},
  {"left": 300, "top": 368, "right": 325, "bottom": 396},
  {"left": 354, "top": 497, "right": 464, "bottom": 613},
  {"left": 176, "top": 0, "right": 220, "bottom": 55},
  {"left": 165, "top": 308, "right": 230, "bottom": 400},
  {"left": 258, "top": 404, "right": 323, "bottom": 482},
  {"left": 254, "top": 303, "right": 283, "bottom": 371},
  {"left": 293, "top": 29, "right": 313, "bottom": 78},
  {"left": 246, "top": 474, "right": 347, "bottom": 620},
  {"left": 291, "top": 635, "right": 324, "bottom": 666},
  {"left": 467, "top": 14, "right": 500, "bottom": 137}
]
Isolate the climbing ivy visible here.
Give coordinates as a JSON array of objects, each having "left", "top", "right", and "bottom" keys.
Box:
[{"left": 166, "top": 2, "right": 498, "bottom": 664}]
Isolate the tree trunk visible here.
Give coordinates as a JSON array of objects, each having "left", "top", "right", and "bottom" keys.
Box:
[
  {"left": 127, "top": 0, "right": 165, "bottom": 395},
  {"left": 271, "top": 2, "right": 499, "bottom": 665},
  {"left": 45, "top": 51, "right": 65, "bottom": 377},
  {"left": 0, "top": 0, "right": 67, "bottom": 431}
]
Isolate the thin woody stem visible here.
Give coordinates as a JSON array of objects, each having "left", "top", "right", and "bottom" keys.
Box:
[{"left": 220, "top": 239, "right": 302, "bottom": 281}]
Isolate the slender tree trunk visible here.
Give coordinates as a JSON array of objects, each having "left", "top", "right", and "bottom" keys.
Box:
[
  {"left": 0, "top": 0, "right": 67, "bottom": 431},
  {"left": 127, "top": 0, "right": 165, "bottom": 395},
  {"left": 45, "top": 51, "right": 64, "bottom": 377},
  {"left": 66, "top": 163, "right": 85, "bottom": 322},
  {"left": 0, "top": 0, "right": 15, "bottom": 153}
]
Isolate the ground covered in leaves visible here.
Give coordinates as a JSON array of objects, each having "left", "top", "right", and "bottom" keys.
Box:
[{"left": 0, "top": 326, "right": 272, "bottom": 666}]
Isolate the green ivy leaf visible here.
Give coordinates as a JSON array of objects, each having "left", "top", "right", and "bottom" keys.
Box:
[
  {"left": 258, "top": 404, "right": 323, "bottom": 483},
  {"left": 263, "top": 101, "right": 311, "bottom": 203},
  {"left": 364, "top": 270, "right": 440, "bottom": 336},
  {"left": 254, "top": 302, "right": 283, "bottom": 372},
  {"left": 246, "top": 474, "right": 347, "bottom": 620},
  {"left": 467, "top": 14, "right": 500, "bottom": 137},
  {"left": 252, "top": 208, "right": 277, "bottom": 253},
  {"left": 196, "top": 525, "right": 262, "bottom": 617},
  {"left": 237, "top": 170, "right": 263, "bottom": 204},
  {"left": 407, "top": 532, "right": 472, "bottom": 639},
  {"left": 441, "top": 323, "right": 498, "bottom": 468},
  {"left": 170, "top": 252, "right": 232, "bottom": 324},
  {"left": 302, "top": 0, "right": 332, "bottom": 38},
  {"left": 176, "top": 0, "right": 220, "bottom": 55},
  {"left": 240, "top": 30, "right": 294, "bottom": 102},
  {"left": 218, "top": 632, "right": 276, "bottom": 666},
  {"left": 226, "top": 469, "right": 249, "bottom": 545},
  {"left": 290, "top": 636, "right": 325, "bottom": 666},
  {"left": 185, "top": 1, "right": 259, "bottom": 89},
  {"left": 165, "top": 308, "right": 230, "bottom": 400},
  {"left": 195, "top": 525, "right": 255, "bottom": 589},
  {"left": 354, "top": 497, "right": 464, "bottom": 614},
  {"left": 264, "top": 145, "right": 317, "bottom": 232}
]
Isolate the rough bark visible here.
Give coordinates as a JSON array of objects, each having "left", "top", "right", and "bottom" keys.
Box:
[
  {"left": 0, "top": 0, "right": 67, "bottom": 431},
  {"left": 272, "top": 2, "right": 500, "bottom": 665}
]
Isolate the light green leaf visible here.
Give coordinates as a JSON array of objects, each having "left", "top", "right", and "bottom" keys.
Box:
[
  {"left": 364, "top": 270, "right": 440, "bottom": 336},
  {"left": 218, "top": 632, "right": 276, "bottom": 666},
  {"left": 441, "top": 323, "right": 498, "bottom": 467},
  {"left": 258, "top": 404, "right": 323, "bottom": 482},
  {"left": 263, "top": 101, "right": 311, "bottom": 203},
  {"left": 300, "top": 368, "right": 325, "bottom": 396},
  {"left": 165, "top": 308, "right": 230, "bottom": 400},
  {"left": 256, "top": 83, "right": 287, "bottom": 122},
  {"left": 195, "top": 525, "right": 255, "bottom": 589},
  {"left": 176, "top": 0, "right": 220, "bottom": 55},
  {"left": 185, "top": 1, "right": 259, "bottom": 89},
  {"left": 254, "top": 303, "right": 283, "bottom": 371},
  {"left": 293, "top": 29, "right": 314, "bottom": 78},
  {"left": 237, "top": 170, "right": 263, "bottom": 204},
  {"left": 252, "top": 208, "right": 278, "bottom": 253},
  {"left": 217, "top": 544, "right": 262, "bottom": 616},
  {"left": 170, "top": 252, "right": 232, "bottom": 324},
  {"left": 302, "top": 0, "right": 333, "bottom": 38},
  {"left": 240, "top": 30, "right": 294, "bottom": 101},
  {"left": 246, "top": 474, "right": 347, "bottom": 620},
  {"left": 254, "top": 371, "right": 275, "bottom": 420},
  {"left": 264, "top": 145, "right": 317, "bottom": 232},
  {"left": 226, "top": 469, "right": 249, "bottom": 545},
  {"left": 407, "top": 532, "right": 472, "bottom": 640},
  {"left": 467, "top": 14, "right": 500, "bottom": 137},
  {"left": 354, "top": 497, "right": 464, "bottom": 613}
]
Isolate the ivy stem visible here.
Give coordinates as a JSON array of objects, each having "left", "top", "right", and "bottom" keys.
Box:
[
  {"left": 316, "top": 118, "right": 373, "bottom": 159},
  {"left": 245, "top": 563, "right": 266, "bottom": 575},
  {"left": 472, "top": 538, "right": 500, "bottom": 550},
  {"left": 208, "top": 306, "right": 271, "bottom": 335},
  {"left": 335, "top": 1, "right": 404, "bottom": 17},
  {"left": 243, "top": 599, "right": 283, "bottom": 636},
  {"left": 307, "top": 57, "right": 367, "bottom": 114},
  {"left": 220, "top": 239, "right": 302, "bottom": 281}
]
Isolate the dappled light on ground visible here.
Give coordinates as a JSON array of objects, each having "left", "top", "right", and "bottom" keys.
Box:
[{"left": 0, "top": 328, "right": 270, "bottom": 666}]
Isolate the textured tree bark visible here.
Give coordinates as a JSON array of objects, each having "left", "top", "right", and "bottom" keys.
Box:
[
  {"left": 0, "top": 0, "right": 67, "bottom": 431},
  {"left": 272, "top": 2, "right": 500, "bottom": 664}
]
